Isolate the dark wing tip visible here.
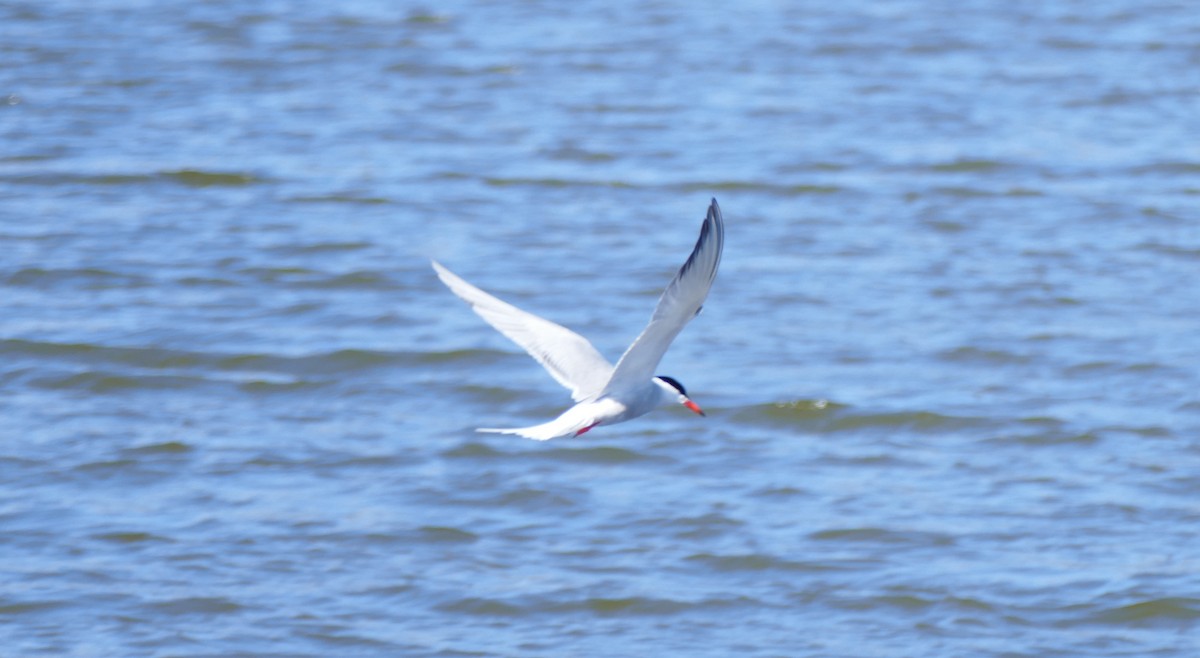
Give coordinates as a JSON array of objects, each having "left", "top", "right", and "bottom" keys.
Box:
[
  {"left": 706, "top": 198, "right": 724, "bottom": 240},
  {"left": 675, "top": 198, "right": 725, "bottom": 281}
]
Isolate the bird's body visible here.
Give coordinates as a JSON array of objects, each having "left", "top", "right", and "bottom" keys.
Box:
[
  {"left": 433, "top": 199, "right": 724, "bottom": 440},
  {"left": 478, "top": 377, "right": 679, "bottom": 441}
]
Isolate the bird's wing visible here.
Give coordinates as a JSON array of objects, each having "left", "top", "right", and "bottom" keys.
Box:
[
  {"left": 601, "top": 198, "right": 724, "bottom": 396},
  {"left": 432, "top": 261, "right": 614, "bottom": 402}
]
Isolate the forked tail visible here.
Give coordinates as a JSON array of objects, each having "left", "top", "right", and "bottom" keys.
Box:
[{"left": 477, "top": 412, "right": 595, "bottom": 441}]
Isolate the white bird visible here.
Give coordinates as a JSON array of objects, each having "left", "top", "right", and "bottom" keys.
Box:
[{"left": 432, "top": 198, "right": 725, "bottom": 440}]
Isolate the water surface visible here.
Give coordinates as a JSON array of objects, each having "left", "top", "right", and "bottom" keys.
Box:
[{"left": 2, "top": 1, "right": 1199, "bottom": 656}]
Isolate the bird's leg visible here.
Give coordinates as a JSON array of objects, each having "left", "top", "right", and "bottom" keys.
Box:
[{"left": 574, "top": 422, "right": 599, "bottom": 437}]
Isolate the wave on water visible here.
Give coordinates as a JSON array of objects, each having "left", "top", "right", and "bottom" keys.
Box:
[
  {"left": 479, "top": 175, "right": 844, "bottom": 196},
  {"left": 439, "top": 592, "right": 757, "bottom": 617},
  {"left": 809, "top": 526, "right": 955, "bottom": 547},
  {"left": 229, "top": 266, "right": 402, "bottom": 290},
  {"left": 1084, "top": 597, "right": 1200, "bottom": 626},
  {"left": 158, "top": 169, "right": 262, "bottom": 187},
  {"left": 416, "top": 526, "right": 480, "bottom": 544},
  {"left": 0, "top": 599, "right": 71, "bottom": 616},
  {"left": 416, "top": 348, "right": 510, "bottom": 365},
  {"left": 91, "top": 531, "right": 173, "bottom": 544},
  {"left": 0, "top": 338, "right": 480, "bottom": 393},
  {"left": 535, "top": 445, "right": 662, "bottom": 464},
  {"left": 686, "top": 552, "right": 849, "bottom": 573},
  {"left": 734, "top": 399, "right": 988, "bottom": 434},
  {"left": 287, "top": 194, "right": 394, "bottom": 205},
  {"left": 122, "top": 441, "right": 193, "bottom": 455},
  {"left": 3, "top": 168, "right": 264, "bottom": 188},
  {"left": 266, "top": 240, "right": 375, "bottom": 254},
  {"left": 440, "top": 440, "right": 662, "bottom": 465},
  {"left": 144, "top": 596, "right": 245, "bottom": 616},
  {"left": 4, "top": 266, "right": 151, "bottom": 289},
  {"left": 0, "top": 338, "right": 447, "bottom": 372},
  {"left": 737, "top": 399, "right": 1162, "bottom": 448},
  {"left": 31, "top": 371, "right": 217, "bottom": 393}
]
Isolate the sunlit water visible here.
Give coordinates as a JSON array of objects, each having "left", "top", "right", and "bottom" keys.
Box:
[{"left": 2, "top": 1, "right": 1199, "bottom": 656}]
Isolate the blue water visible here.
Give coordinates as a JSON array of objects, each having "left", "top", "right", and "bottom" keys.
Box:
[{"left": 2, "top": 1, "right": 1199, "bottom": 656}]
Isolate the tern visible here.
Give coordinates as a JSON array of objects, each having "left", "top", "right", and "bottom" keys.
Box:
[{"left": 432, "top": 198, "right": 724, "bottom": 440}]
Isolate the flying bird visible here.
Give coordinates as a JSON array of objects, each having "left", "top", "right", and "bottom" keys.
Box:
[{"left": 432, "top": 198, "right": 724, "bottom": 440}]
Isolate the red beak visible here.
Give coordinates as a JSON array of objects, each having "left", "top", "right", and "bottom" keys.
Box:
[{"left": 683, "top": 399, "right": 706, "bottom": 417}]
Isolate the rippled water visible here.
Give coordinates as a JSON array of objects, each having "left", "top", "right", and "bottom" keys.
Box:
[{"left": 3, "top": 1, "right": 1199, "bottom": 656}]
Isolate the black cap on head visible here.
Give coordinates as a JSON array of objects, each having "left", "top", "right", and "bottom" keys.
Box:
[{"left": 656, "top": 375, "right": 687, "bottom": 396}]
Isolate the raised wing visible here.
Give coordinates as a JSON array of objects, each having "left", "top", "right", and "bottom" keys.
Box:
[
  {"left": 601, "top": 198, "right": 725, "bottom": 395},
  {"left": 431, "top": 261, "right": 614, "bottom": 402}
]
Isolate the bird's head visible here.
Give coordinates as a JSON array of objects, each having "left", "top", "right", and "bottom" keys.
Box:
[{"left": 653, "top": 375, "right": 705, "bottom": 416}]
